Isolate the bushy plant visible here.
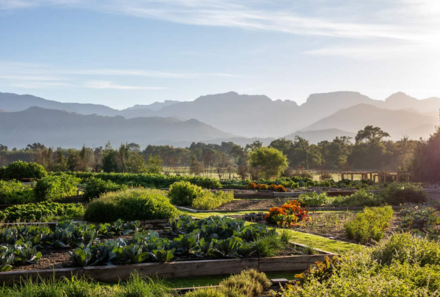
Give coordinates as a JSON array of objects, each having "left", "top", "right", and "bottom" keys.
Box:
[
  {"left": 380, "top": 182, "right": 427, "bottom": 205},
  {"left": 344, "top": 206, "right": 394, "bottom": 244},
  {"left": 280, "top": 233, "right": 440, "bottom": 296},
  {"left": 1, "top": 161, "right": 47, "bottom": 181},
  {"left": 297, "top": 192, "right": 330, "bottom": 207},
  {"left": 1, "top": 202, "right": 84, "bottom": 222},
  {"left": 84, "top": 188, "right": 178, "bottom": 222},
  {"left": 332, "top": 189, "right": 384, "bottom": 207},
  {"left": 83, "top": 177, "right": 128, "bottom": 202},
  {"left": 34, "top": 174, "right": 80, "bottom": 202},
  {"left": 0, "top": 180, "right": 35, "bottom": 204},
  {"left": 192, "top": 191, "right": 234, "bottom": 210},
  {"left": 168, "top": 181, "right": 203, "bottom": 206}
]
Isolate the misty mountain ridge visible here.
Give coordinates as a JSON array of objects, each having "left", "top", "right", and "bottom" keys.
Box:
[
  {"left": 0, "top": 90, "right": 438, "bottom": 143},
  {"left": 0, "top": 107, "right": 234, "bottom": 148}
]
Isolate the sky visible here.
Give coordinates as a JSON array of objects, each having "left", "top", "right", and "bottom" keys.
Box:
[{"left": 1, "top": 0, "right": 440, "bottom": 109}]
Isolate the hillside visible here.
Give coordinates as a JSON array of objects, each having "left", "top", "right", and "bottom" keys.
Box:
[
  {"left": 0, "top": 92, "right": 120, "bottom": 116},
  {"left": 0, "top": 107, "right": 234, "bottom": 148},
  {"left": 303, "top": 104, "right": 437, "bottom": 140}
]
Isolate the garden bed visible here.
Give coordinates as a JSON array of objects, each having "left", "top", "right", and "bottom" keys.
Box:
[{"left": 0, "top": 251, "right": 334, "bottom": 283}]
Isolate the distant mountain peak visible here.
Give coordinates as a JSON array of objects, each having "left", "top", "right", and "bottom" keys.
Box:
[{"left": 385, "top": 92, "right": 416, "bottom": 103}]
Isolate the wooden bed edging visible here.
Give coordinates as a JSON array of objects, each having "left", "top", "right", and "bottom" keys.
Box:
[{"left": 0, "top": 254, "right": 336, "bottom": 284}]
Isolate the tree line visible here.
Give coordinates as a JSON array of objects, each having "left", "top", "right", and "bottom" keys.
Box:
[{"left": 0, "top": 125, "right": 435, "bottom": 181}]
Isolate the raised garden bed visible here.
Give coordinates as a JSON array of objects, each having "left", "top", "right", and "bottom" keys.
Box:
[
  {"left": 0, "top": 216, "right": 334, "bottom": 284},
  {"left": 0, "top": 250, "right": 334, "bottom": 283}
]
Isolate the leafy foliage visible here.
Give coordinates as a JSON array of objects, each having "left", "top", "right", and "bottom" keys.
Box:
[
  {"left": 84, "top": 188, "right": 178, "bottom": 222},
  {"left": 344, "top": 206, "right": 394, "bottom": 243},
  {"left": 54, "top": 171, "right": 221, "bottom": 189},
  {"left": 168, "top": 181, "right": 203, "bottom": 206},
  {"left": 34, "top": 174, "right": 80, "bottom": 202},
  {"left": 0, "top": 202, "right": 84, "bottom": 222},
  {"left": 82, "top": 177, "right": 128, "bottom": 202},
  {"left": 380, "top": 182, "right": 428, "bottom": 205},
  {"left": 191, "top": 191, "right": 234, "bottom": 210},
  {"left": 0, "top": 161, "right": 47, "bottom": 181},
  {"left": 0, "top": 180, "right": 35, "bottom": 204}
]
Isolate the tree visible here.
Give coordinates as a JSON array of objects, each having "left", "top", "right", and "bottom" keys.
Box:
[
  {"left": 249, "top": 147, "right": 288, "bottom": 179},
  {"left": 146, "top": 154, "right": 163, "bottom": 174},
  {"left": 355, "top": 126, "right": 390, "bottom": 143},
  {"left": 190, "top": 156, "right": 203, "bottom": 176},
  {"left": 411, "top": 127, "right": 440, "bottom": 182},
  {"left": 0, "top": 144, "right": 8, "bottom": 151}
]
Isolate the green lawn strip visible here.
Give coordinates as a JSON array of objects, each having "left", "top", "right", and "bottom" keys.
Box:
[
  {"left": 178, "top": 210, "right": 362, "bottom": 254},
  {"left": 166, "top": 271, "right": 294, "bottom": 288}
]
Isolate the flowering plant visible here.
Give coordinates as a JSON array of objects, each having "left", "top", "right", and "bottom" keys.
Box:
[{"left": 264, "top": 200, "right": 311, "bottom": 227}]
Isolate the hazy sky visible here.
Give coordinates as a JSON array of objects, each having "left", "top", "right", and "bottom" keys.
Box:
[{"left": 1, "top": 0, "right": 440, "bottom": 109}]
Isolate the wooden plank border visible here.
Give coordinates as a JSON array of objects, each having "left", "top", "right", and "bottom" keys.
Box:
[{"left": 0, "top": 253, "right": 336, "bottom": 283}]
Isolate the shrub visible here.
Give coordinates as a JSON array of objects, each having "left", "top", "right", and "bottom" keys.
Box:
[
  {"left": 332, "top": 189, "right": 384, "bottom": 207},
  {"left": 247, "top": 182, "right": 258, "bottom": 190},
  {"left": 220, "top": 269, "right": 271, "bottom": 296},
  {"left": 192, "top": 191, "right": 234, "bottom": 210},
  {"left": 1, "top": 202, "right": 84, "bottom": 222},
  {"left": 297, "top": 192, "right": 330, "bottom": 207},
  {"left": 280, "top": 233, "right": 440, "bottom": 296},
  {"left": 84, "top": 188, "right": 178, "bottom": 222},
  {"left": 380, "top": 182, "right": 427, "bottom": 205},
  {"left": 1, "top": 161, "right": 47, "bottom": 181},
  {"left": 168, "top": 181, "right": 203, "bottom": 206},
  {"left": 34, "top": 174, "right": 81, "bottom": 202},
  {"left": 344, "top": 206, "right": 394, "bottom": 244},
  {"left": 83, "top": 177, "right": 128, "bottom": 202},
  {"left": 0, "top": 180, "right": 35, "bottom": 204},
  {"left": 184, "top": 269, "right": 271, "bottom": 297}
]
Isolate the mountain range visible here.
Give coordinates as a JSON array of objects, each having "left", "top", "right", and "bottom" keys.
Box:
[{"left": 0, "top": 91, "right": 438, "bottom": 148}]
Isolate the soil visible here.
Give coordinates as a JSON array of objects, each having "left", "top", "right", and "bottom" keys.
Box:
[{"left": 216, "top": 198, "right": 292, "bottom": 211}]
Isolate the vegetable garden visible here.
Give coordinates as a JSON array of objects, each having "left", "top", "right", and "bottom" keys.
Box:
[{"left": 0, "top": 161, "right": 439, "bottom": 296}]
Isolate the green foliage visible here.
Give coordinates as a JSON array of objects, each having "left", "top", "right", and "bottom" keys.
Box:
[
  {"left": 279, "top": 233, "right": 440, "bottom": 296},
  {"left": 249, "top": 147, "right": 288, "bottom": 179},
  {"left": 0, "top": 180, "right": 35, "bottom": 204},
  {"left": 412, "top": 127, "right": 440, "bottom": 183},
  {"left": 398, "top": 203, "right": 440, "bottom": 240},
  {"left": 192, "top": 191, "right": 234, "bottom": 210},
  {"left": 332, "top": 189, "right": 384, "bottom": 207},
  {"left": 344, "top": 206, "right": 394, "bottom": 244},
  {"left": 1, "top": 202, "right": 84, "bottom": 222},
  {"left": 84, "top": 188, "right": 179, "bottom": 222},
  {"left": 54, "top": 171, "right": 222, "bottom": 189},
  {"left": 297, "top": 192, "right": 330, "bottom": 207},
  {"left": 251, "top": 233, "right": 284, "bottom": 257},
  {"left": 0, "top": 161, "right": 47, "bottom": 181},
  {"left": 184, "top": 269, "right": 271, "bottom": 297},
  {"left": 168, "top": 181, "right": 203, "bottom": 206},
  {"left": 380, "top": 182, "right": 428, "bottom": 205},
  {"left": 34, "top": 174, "right": 80, "bottom": 202},
  {"left": 83, "top": 177, "right": 128, "bottom": 202},
  {"left": 0, "top": 273, "right": 175, "bottom": 297}
]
